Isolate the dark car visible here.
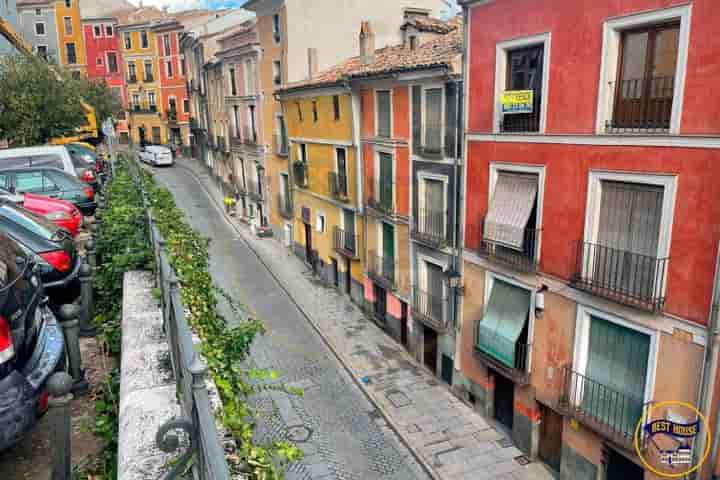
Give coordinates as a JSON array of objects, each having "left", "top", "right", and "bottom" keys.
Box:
[
  {"left": 65, "top": 145, "right": 101, "bottom": 190},
  {"left": 0, "top": 203, "right": 81, "bottom": 307},
  {"left": 0, "top": 168, "right": 96, "bottom": 216},
  {"left": 0, "top": 232, "right": 64, "bottom": 451}
]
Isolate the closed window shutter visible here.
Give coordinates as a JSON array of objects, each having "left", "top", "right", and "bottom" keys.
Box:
[
  {"left": 445, "top": 82, "right": 457, "bottom": 158},
  {"left": 377, "top": 91, "right": 391, "bottom": 137},
  {"left": 425, "top": 89, "right": 443, "bottom": 153},
  {"left": 412, "top": 85, "right": 422, "bottom": 150}
]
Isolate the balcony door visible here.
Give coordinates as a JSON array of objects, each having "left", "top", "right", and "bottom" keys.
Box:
[
  {"left": 378, "top": 152, "right": 393, "bottom": 210},
  {"left": 425, "top": 262, "right": 444, "bottom": 321},
  {"left": 421, "top": 177, "right": 445, "bottom": 238},
  {"left": 343, "top": 209, "right": 355, "bottom": 253},
  {"left": 336, "top": 148, "right": 348, "bottom": 197}
]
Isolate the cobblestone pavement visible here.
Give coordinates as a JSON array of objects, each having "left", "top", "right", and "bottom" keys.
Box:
[
  {"left": 155, "top": 156, "right": 555, "bottom": 480},
  {"left": 152, "top": 162, "right": 429, "bottom": 480}
]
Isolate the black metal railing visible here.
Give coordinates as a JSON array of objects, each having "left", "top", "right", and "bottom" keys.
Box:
[
  {"left": 127, "top": 159, "right": 232, "bottom": 480},
  {"left": 572, "top": 241, "right": 668, "bottom": 312},
  {"left": 416, "top": 122, "right": 443, "bottom": 158},
  {"left": 277, "top": 193, "right": 293, "bottom": 219},
  {"left": 413, "top": 288, "right": 447, "bottom": 331},
  {"left": 474, "top": 319, "right": 531, "bottom": 384},
  {"left": 367, "top": 181, "right": 395, "bottom": 216},
  {"left": 412, "top": 208, "right": 447, "bottom": 247},
  {"left": 293, "top": 162, "right": 308, "bottom": 188},
  {"left": 333, "top": 226, "right": 358, "bottom": 258},
  {"left": 329, "top": 172, "right": 349, "bottom": 200},
  {"left": 247, "top": 178, "right": 263, "bottom": 200},
  {"left": 144, "top": 74, "right": 154, "bottom": 83},
  {"left": 499, "top": 91, "right": 542, "bottom": 132},
  {"left": 367, "top": 250, "right": 396, "bottom": 290},
  {"left": 560, "top": 366, "right": 652, "bottom": 449},
  {"left": 131, "top": 105, "right": 158, "bottom": 114},
  {"left": 478, "top": 217, "right": 540, "bottom": 272},
  {"left": 127, "top": 75, "right": 138, "bottom": 84},
  {"left": 274, "top": 134, "right": 289, "bottom": 156},
  {"left": 167, "top": 110, "right": 177, "bottom": 122},
  {"left": 606, "top": 76, "right": 674, "bottom": 133},
  {"left": 242, "top": 126, "right": 257, "bottom": 145}
]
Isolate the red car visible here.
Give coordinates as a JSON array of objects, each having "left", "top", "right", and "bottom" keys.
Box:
[{"left": 0, "top": 190, "right": 83, "bottom": 237}]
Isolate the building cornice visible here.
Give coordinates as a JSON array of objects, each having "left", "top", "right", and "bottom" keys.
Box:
[{"left": 465, "top": 133, "right": 720, "bottom": 149}]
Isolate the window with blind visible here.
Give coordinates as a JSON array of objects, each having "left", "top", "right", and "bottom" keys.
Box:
[
  {"left": 376, "top": 90, "right": 391, "bottom": 138},
  {"left": 424, "top": 88, "right": 443, "bottom": 153},
  {"left": 593, "top": 181, "right": 664, "bottom": 300},
  {"left": 501, "top": 45, "right": 544, "bottom": 132},
  {"left": 484, "top": 172, "right": 538, "bottom": 251}
]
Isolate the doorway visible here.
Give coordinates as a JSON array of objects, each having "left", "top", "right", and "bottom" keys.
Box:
[
  {"left": 423, "top": 325, "right": 438, "bottom": 374},
  {"left": 493, "top": 371, "right": 514, "bottom": 430},
  {"left": 441, "top": 354, "right": 453, "bottom": 385},
  {"left": 538, "top": 404, "right": 562, "bottom": 473},
  {"left": 605, "top": 449, "right": 644, "bottom": 480},
  {"left": 374, "top": 284, "right": 386, "bottom": 322},
  {"left": 138, "top": 126, "right": 146, "bottom": 146},
  {"left": 304, "top": 223, "right": 312, "bottom": 264},
  {"left": 331, "top": 258, "right": 339, "bottom": 288},
  {"left": 345, "top": 258, "right": 352, "bottom": 296},
  {"left": 400, "top": 301, "right": 408, "bottom": 349}
]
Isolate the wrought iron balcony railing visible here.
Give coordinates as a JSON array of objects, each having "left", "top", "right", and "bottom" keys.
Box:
[
  {"left": 367, "top": 250, "right": 396, "bottom": 290},
  {"left": 131, "top": 105, "right": 158, "bottom": 114},
  {"left": 499, "top": 91, "right": 541, "bottom": 133},
  {"left": 166, "top": 110, "right": 177, "bottom": 122},
  {"left": 411, "top": 208, "right": 448, "bottom": 247},
  {"left": 329, "top": 172, "right": 349, "bottom": 201},
  {"left": 413, "top": 288, "right": 448, "bottom": 332},
  {"left": 144, "top": 74, "right": 154, "bottom": 83},
  {"left": 367, "top": 181, "right": 395, "bottom": 217},
  {"left": 127, "top": 75, "right": 138, "bottom": 84},
  {"left": 478, "top": 217, "right": 540, "bottom": 272},
  {"left": 414, "top": 122, "right": 444, "bottom": 158},
  {"left": 474, "top": 320, "right": 531, "bottom": 385},
  {"left": 277, "top": 193, "right": 293, "bottom": 219},
  {"left": 274, "top": 134, "right": 289, "bottom": 156},
  {"left": 606, "top": 76, "right": 674, "bottom": 134},
  {"left": 333, "top": 226, "right": 358, "bottom": 259},
  {"left": 247, "top": 178, "right": 263, "bottom": 200},
  {"left": 559, "top": 366, "right": 653, "bottom": 450},
  {"left": 572, "top": 241, "right": 668, "bottom": 312},
  {"left": 293, "top": 162, "right": 308, "bottom": 188}
]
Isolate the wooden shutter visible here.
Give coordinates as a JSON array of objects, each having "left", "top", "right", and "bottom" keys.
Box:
[
  {"left": 377, "top": 91, "right": 391, "bottom": 137},
  {"left": 425, "top": 89, "right": 443, "bottom": 153},
  {"left": 445, "top": 82, "right": 457, "bottom": 158},
  {"left": 412, "top": 85, "right": 422, "bottom": 150}
]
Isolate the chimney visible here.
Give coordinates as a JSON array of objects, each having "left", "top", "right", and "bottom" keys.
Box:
[
  {"left": 359, "top": 21, "right": 375, "bottom": 65},
  {"left": 307, "top": 47, "right": 318, "bottom": 78}
]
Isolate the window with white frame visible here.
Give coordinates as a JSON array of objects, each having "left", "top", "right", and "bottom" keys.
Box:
[
  {"left": 316, "top": 213, "right": 326, "bottom": 233},
  {"left": 416, "top": 257, "right": 446, "bottom": 323},
  {"left": 493, "top": 33, "right": 550, "bottom": 134},
  {"left": 144, "top": 60, "right": 153, "bottom": 81},
  {"left": 140, "top": 30, "right": 148, "bottom": 49},
  {"left": 124, "top": 32, "right": 131, "bottom": 49},
  {"left": 93, "top": 24, "right": 101, "bottom": 37},
  {"left": 35, "top": 8, "right": 42, "bottom": 16},
  {"left": 272, "top": 60, "right": 281, "bottom": 86},
  {"left": 596, "top": 5, "right": 690, "bottom": 135},
  {"left": 36, "top": 45, "right": 48, "bottom": 60},
  {"left": 105, "top": 24, "right": 113, "bottom": 37},
  {"left": 63, "top": 16, "right": 72, "bottom": 35},
  {"left": 417, "top": 174, "right": 447, "bottom": 242},
  {"left": 423, "top": 87, "right": 443, "bottom": 153},
  {"left": 571, "top": 305, "right": 655, "bottom": 436},
  {"left": 35, "top": 22, "right": 45, "bottom": 36},
  {"left": 376, "top": 90, "right": 391, "bottom": 138},
  {"left": 580, "top": 172, "right": 676, "bottom": 309},
  {"left": 107, "top": 52, "right": 118, "bottom": 73},
  {"left": 163, "top": 34, "right": 171, "bottom": 56}
]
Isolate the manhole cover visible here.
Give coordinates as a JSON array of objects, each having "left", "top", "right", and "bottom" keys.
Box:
[
  {"left": 497, "top": 438, "right": 514, "bottom": 448},
  {"left": 386, "top": 390, "right": 412, "bottom": 408},
  {"left": 285, "top": 425, "right": 312, "bottom": 443}
]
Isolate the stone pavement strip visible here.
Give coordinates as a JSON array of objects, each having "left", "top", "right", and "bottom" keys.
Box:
[{"left": 173, "top": 157, "right": 555, "bottom": 480}]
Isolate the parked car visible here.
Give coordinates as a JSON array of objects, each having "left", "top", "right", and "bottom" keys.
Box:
[
  {"left": 0, "top": 189, "right": 82, "bottom": 237},
  {"left": 0, "top": 232, "right": 64, "bottom": 452},
  {"left": 139, "top": 145, "right": 174, "bottom": 166},
  {"left": 0, "top": 203, "right": 81, "bottom": 307},
  {"left": 0, "top": 146, "right": 97, "bottom": 190},
  {"left": 0, "top": 168, "right": 96, "bottom": 216}
]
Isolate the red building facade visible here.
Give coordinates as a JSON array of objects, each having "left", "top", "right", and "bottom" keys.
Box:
[
  {"left": 457, "top": 0, "right": 720, "bottom": 478},
  {"left": 82, "top": 17, "right": 126, "bottom": 107},
  {"left": 153, "top": 22, "right": 190, "bottom": 145}
]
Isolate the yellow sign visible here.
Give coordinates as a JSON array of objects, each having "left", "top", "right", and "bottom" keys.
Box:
[{"left": 501, "top": 90, "right": 534, "bottom": 114}]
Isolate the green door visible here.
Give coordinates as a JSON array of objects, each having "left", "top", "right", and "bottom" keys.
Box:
[
  {"left": 382, "top": 222, "right": 394, "bottom": 280},
  {"left": 344, "top": 209, "right": 355, "bottom": 252},
  {"left": 379, "top": 153, "right": 393, "bottom": 211}
]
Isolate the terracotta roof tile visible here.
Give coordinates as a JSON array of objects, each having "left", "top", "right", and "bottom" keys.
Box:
[{"left": 401, "top": 15, "right": 459, "bottom": 34}]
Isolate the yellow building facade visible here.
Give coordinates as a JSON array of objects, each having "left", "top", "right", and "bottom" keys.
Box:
[
  {"left": 55, "top": 0, "right": 85, "bottom": 73},
  {"left": 281, "top": 89, "right": 365, "bottom": 303},
  {"left": 119, "top": 24, "right": 166, "bottom": 145}
]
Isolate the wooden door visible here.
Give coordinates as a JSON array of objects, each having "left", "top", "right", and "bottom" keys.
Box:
[
  {"left": 400, "top": 302, "right": 408, "bottom": 348},
  {"left": 423, "top": 326, "right": 437, "bottom": 374},
  {"left": 493, "top": 372, "right": 514, "bottom": 430},
  {"left": 538, "top": 405, "right": 563, "bottom": 473}
]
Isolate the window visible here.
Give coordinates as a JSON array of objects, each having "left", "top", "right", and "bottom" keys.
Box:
[
  {"left": 183, "top": 98, "right": 189, "bottom": 113},
  {"left": 416, "top": 175, "right": 447, "bottom": 242},
  {"left": 166, "top": 60, "right": 173, "bottom": 78},
  {"left": 140, "top": 30, "right": 148, "bottom": 49},
  {"left": 169, "top": 97, "right": 177, "bottom": 113},
  {"left": 152, "top": 126, "right": 161, "bottom": 144},
  {"left": 244, "top": 59, "right": 254, "bottom": 94},
  {"left": 107, "top": 52, "right": 118, "bottom": 73},
  {"left": 180, "top": 58, "right": 186, "bottom": 76},
  {"left": 409, "top": 35, "right": 417, "bottom": 50},
  {"left": 316, "top": 213, "right": 326, "bottom": 233},
  {"left": 36, "top": 45, "right": 48, "bottom": 60},
  {"left": 148, "top": 91, "right": 156, "bottom": 107},
  {"left": 376, "top": 152, "right": 394, "bottom": 212},
  {"left": 312, "top": 100, "right": 318, "bottom": 122},
  {"left": 229, "top": 68, "right": 237, "bottom": 96},
  {"left": 128, "top": 61, "right": 136, "bottom": 79},
  {"left": 64, "top": 0, "right": 70, "bottom": 7},
  {"left": 63, "top": 17, "right": 72, "bottom": 35},
  {"left": 376, "top": 90, "right": 391, "bottom": 137},
  {"left": 28, "top": 154, "right": 63, "bottom": 169},
  {"left": 424, "top": 88, "right": 443, "bottom": 153},
  {"left": 333, "top": 95, "right": 340, "bottom": 121},
  {"left": 163, "top": 34, "right": 171, "bottom": 55},
  {"left": 35, "top": 8, "right": 42, "bottom": 15},
  {"left": 144, "top": 60, "right": 153, "bottom": 81},
  {"left": 35, "top": 22, "right": 45, "bottom": 36},
  {"left": 597, "top": 5, "right": 690, "bottom": 135},
  {"left": 272, "top": 60, "right": 281, "bottom": 86},
  {"left": 494, "top": 33, "right": 550, "bottom": 134},
  {"left": 132, "top": 93, "right": 140, "bottom": 108},
  {"left": 96, "top": 57, "right": 102, "bottom": 66},
  {"left": 93, "top": 25, "right": 101, "bottom": 37},
  {"left": 105, "top": 25, "right": 113, "bottom": 37},
  {"left": 335, "top": 147, "right": 348, "bottom": 197},
  {"left": 272, "top": 13, "right": 281, "bottom": 43},
  {"left": 296, "top": 102, "right": 303, "bottom": 122},
  {"left": 248, "top": 105, "right": 257, "bottom": 142},
  {"left": 299, "top": 143, "right": 307, "bottom": 163},
  {"left": 65, "top": 43, "right": 76, "bottom": 64},
  {"left": 124, "top": 32, "right": 131, "bottom": 49},
  {"left": 15, "top": 171, "right": 44, "bottom": 193}
]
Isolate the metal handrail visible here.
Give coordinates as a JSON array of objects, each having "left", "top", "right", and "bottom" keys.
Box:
[
  {"left": 412, "top": 288, "right": 447, "bottom": 331},
  {"left": 127, "top": 159, "right": 231, "bottom": 480},
  {"left": 328, "top": 171, "right": 349, "bottom": 200},
  {"left": 367, "top": 250, "right": 396, "bottom": 289},
  {"left": 606, "top": 76, "right": 674, "bottom": 133},
  {"left": 332, "top": 226, "right": 357, "bottom": 257},
  {"left": 411, "top": 208, "right": 448, "bottom": 247}
]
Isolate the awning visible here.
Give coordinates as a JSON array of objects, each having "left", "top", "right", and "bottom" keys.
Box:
[
  {"left": 484, "top": 173, "right": 538, "bottom": 250},
  {"left": 476, "top": 280, "right": 531, "bottom": 368}
]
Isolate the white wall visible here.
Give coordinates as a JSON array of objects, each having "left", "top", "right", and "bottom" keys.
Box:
[{"left": 285, "top": 0, "right": 448, "bottom": 84}]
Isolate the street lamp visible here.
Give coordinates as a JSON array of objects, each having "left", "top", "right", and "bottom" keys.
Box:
[{"left": 446, "top": 269, "right": 463, "bottom": 293}]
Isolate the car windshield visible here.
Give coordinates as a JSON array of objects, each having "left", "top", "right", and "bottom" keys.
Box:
[{"left": 0, "top": 203, "right": 57, "bottom": 241}]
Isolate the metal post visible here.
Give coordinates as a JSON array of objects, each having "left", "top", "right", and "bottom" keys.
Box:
[
  {"left": 78, "top": 261, "right": 94, "bottom": 337},
  {"left": 85, "top": 239, "right": 97, "bottom": 271},
  {"left": 58, "top": 304, "right": 88, "bottom": 393},
  {"left": 48, "top": 372, "right": 74, "bottom": 480}
]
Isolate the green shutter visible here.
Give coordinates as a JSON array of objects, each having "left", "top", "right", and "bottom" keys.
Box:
[
  {"left": 476, "top": 280, "right": 530, "bottom": 368},
  {"left": 382, "top": 223, "right": 394, "bottom": 260},
  {"left": 379, "top": 153, "right": 393, "bottom": 211},
  {"left": 412, "top": 85, "right": 422, "bottom": 149}
]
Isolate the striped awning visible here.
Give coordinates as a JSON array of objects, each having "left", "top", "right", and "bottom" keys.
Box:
[{"left": 484, "top": 173, "right": 538, "bottom": 250}]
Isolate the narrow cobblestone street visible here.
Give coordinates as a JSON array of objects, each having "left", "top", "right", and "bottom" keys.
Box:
[{"left": 151, "top": 157, "right": 554, "bottom": 480}]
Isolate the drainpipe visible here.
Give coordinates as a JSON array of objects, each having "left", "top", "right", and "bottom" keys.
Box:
[{"left": 350, "top": 81, "right": 365, "bottom": 306}]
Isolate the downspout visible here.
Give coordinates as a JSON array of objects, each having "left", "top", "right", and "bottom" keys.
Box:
[{"left": 349, "top": 80, "right": 365, "bottom": 302}]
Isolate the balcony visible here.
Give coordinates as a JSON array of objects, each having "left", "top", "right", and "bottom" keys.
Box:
[
  {"left": 474, "top": 320, "right": 531, "bottom": 385},
  {"left": 559, "top": 366, "right": 653, "bottom": 450},
  {"left": 230, "top": 135, "right": 243, "bottom": 147},
  {"left": 412, "top": 208, "right": 448, "bottom": 248},
  {"left": 144, "top": 74, "right": 154, "bottom": 83},
  {"left": 367, "top": 251, "right": 396, "bottom": 291},
  {"left": 333, "top": 227, "right": 358, "bottom": 259},
  {"left": 413, "top": 289, "right": 448, "bottom": 332},
  {"left": 127, "top": 75, "right": 138, "bottom": 84},
  {"left": 166, "top": 110, "right": 178, "bottom": 123},
  {"left": 571, "top": 241, "right": 668, "bottom": 312},
  {"left": 605, "top": 77, "right": 674, "bottom": 134},
  {"left": 277, "top": 193, "right": 293, "bottom": 220},
  {"left": 274, "top": 134, "right": 289, "bottom": 157},
  {"left": 293, "top": 162, "right": 308, "bottom": 188},
  {"left": 328, "top": 172, "right": 349, "bottom": 201},
  {"left": 414, "top": 122, "right": 444, "bottom": 159},
  {"left": 247, "top": 178, "right": 264, "bottom": 201},
  {"left": 367, "top": 181, "right": 395, "bottom": 218},
  {"left": 131, "top": 105, "right": 158, "bottom": 114},
  {"left": 478, "top": 217, "right": 540, "bottom": 273},
  {"left": 242, "top": 126, "right": 257, "bottom": 145}
]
